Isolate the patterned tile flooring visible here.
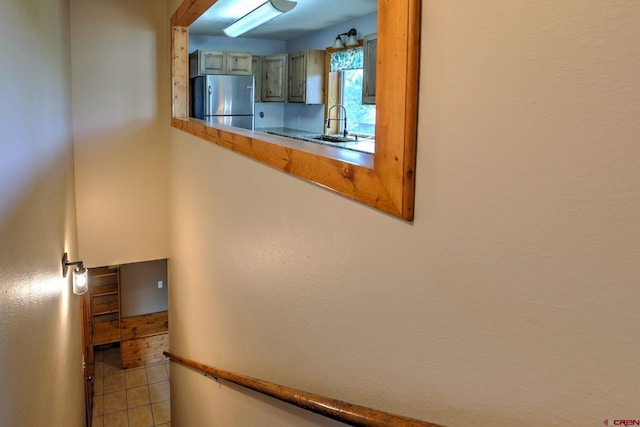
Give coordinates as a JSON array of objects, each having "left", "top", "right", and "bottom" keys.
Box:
[{"left": 92, "top": 346, "right": 171, "bottom": 427}]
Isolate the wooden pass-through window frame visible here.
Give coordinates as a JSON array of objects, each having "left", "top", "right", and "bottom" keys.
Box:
[{"left": 170, "top": 0, "right": 421, "bottom": 221}]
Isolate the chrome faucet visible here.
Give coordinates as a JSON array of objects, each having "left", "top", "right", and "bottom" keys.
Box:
[{"left": 326, "top": 104, "right": 348, "bottom": 137}]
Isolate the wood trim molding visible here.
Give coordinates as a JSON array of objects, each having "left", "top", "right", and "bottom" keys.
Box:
[{"left": 170, "top": 0, "right": 421, "bottom": 220}]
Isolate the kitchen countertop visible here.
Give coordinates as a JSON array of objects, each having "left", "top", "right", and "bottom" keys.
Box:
[{"left": 255, "top": 127, "right": 375, "bottom": 155}]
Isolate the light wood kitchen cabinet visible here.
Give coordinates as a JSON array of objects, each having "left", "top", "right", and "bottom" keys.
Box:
[
  {"left": 89, "top": 266, "right": 121, "bottom": 346},
  {"left": 226, "top": 51, "right": 252, "bottom": 75},
  {"left": 252, "top": 56, "right": 262, "bottom": 102},
  {"left": 261, "top": 54, "right": 288, "bottom": 102},
  {"left": 190, "top": 50, "right": 225, "bottom": 77},
  {"left": 190, "top": 50, "right": 252, "bottom": 78},
  {"left": 362, "top": 33, "right": 377, "bottom": 105},
  {"left": 288, "top": 50, "right": 325, "bottom": 104}
]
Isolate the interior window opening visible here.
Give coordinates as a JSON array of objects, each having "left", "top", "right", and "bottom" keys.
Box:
[{"left": 171, "top": 0, "right": 420, "bottom": 220}]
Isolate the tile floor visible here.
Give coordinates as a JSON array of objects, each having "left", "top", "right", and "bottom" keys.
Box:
[{"left": 92, "top": 346, "right": 171, "bottom": 427}]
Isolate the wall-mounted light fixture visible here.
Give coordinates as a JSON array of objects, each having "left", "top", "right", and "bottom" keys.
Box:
[
  {"left": 223, "top": 0, "right": 297, "bottom": 38},
  {"left": 62, "top": 252, "right": 88, "bottom": 295},
  {"left": 332, "top": 28, "right": 358, "bottom": 49}
]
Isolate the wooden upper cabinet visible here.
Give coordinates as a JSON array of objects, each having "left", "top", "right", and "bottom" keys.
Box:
[
  {"left": 190, "top": 50, "right": 252, "bottom": 78},
  {"left": 226, "top": 51, "right": 252, "bottom": 75},
  {"left": 362, "top": 33, "right": 377, "bottom": 105},
  {"left": 261, "top": 54, "right": 288, "bottom": 102},
  {"left": 190, "top": 50, "right": 225, "bottom": 77},
  {"left": 288, "top": 50, "right": 325, "bottom": 104},
  {"left": 288, "top": 51, "right": 305, "bottom": 102},
  {"left": 252, "top": 56, "right": 262, "bottom": 102}
]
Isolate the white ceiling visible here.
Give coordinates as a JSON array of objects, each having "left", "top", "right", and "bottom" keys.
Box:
[{"left": 189, "top": 0, "right": 377, "bottom": 40}]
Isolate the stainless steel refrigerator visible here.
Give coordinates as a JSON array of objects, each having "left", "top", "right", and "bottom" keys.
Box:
[{"left": 191, "top": 75, "right": 255, "bottom": 130}]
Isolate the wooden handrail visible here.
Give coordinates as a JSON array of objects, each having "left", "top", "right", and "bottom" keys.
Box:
[{"left": 163, "top": 351, "right": 444, "bottom": 427}]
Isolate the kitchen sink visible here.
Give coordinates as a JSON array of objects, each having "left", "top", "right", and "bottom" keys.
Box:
[
  {"left": 260, "top": 130, "right": 374, "bottom": 154},
  {"left": 310, "top": 135, "right": 356, "bottom": 143}
]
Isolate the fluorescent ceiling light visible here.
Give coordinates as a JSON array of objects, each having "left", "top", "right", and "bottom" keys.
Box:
[{"left": 223, "top": 0, "right": 297, "bottom": 38}]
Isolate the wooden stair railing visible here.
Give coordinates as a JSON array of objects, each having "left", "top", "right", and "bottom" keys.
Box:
[{"left": 163, "top": 351, "right": 444, "bottom": 427}]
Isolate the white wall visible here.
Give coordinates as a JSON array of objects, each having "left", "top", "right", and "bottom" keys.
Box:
[
  {"left": 0, "top": 0, "right": 85, "bottom": 425},
  {"left": 71, "top": 0, "right": 170, "bottom": 267},
  {"left": 167, "top": 1, "right": 640, "bottom": 426}
]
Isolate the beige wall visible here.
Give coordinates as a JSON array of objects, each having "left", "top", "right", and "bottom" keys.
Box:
[
  {"left": 167, "top": 1, "right": 640, "bottom": 426},
  {"left": 71, "top": 0, "right": 170, "bottom": 267},
  {"left": 0, "top": 0, "right": 85, "bottom": 425},
  {"left": 120, "top": 259, "right": 168, "bottom": 317}
]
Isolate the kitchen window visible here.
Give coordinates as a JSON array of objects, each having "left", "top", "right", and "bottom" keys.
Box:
[{"left": 330, "top": 48, "right": 376, "bottom": 137}]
